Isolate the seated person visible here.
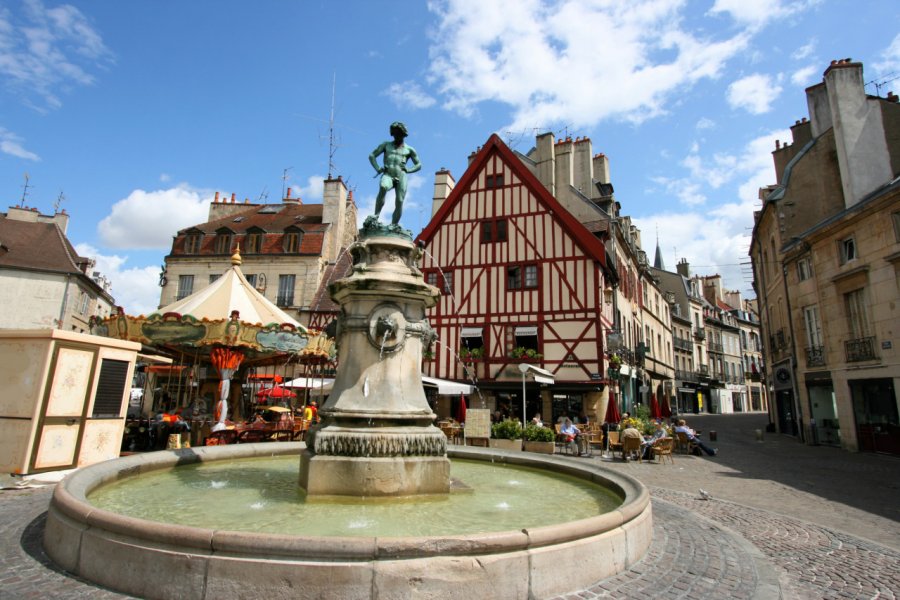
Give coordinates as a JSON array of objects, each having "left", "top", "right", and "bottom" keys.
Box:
[
  {"left": 560, "top": 418, "right": 589, "bottom": 456},
  {"left": 642, "top": 421, "right": 669, "bottom": 459},
  {"left": 620, "top": 423, "right": 643, "bottom": 460},
  {"left": 531, "top": 413, "right": 543, "bottom": 427},
  {"left": 675, "top": 419, "right": 717, "bottom": 456}
]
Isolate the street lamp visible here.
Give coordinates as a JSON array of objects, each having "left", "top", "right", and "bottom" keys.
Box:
[{"left": 518, "top": 363, "right": 554, "bottom": 425}]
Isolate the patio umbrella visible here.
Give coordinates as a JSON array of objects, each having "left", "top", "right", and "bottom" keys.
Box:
[
  {"left": 604, "top": 392, "right": 621, "bottom": 424},
  {"left": 256, "top": 386, "right": 296, "bottom": 400},
  {"left": 650, "top": 394, "right": 661, "bottom": 419},
  {"left": 660, "top": 395, "right": 672, "bottom": 418},
  {"left": 456, "top": 394, "right": 467, "bottom": 423}
]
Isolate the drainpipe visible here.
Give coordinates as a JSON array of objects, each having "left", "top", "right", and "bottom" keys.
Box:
[
  {"left": 58, "top": 274, "right": 72, "bottom": 329},
  {"left": 781, "top": 261, "right": 804, "bottom": 443}
]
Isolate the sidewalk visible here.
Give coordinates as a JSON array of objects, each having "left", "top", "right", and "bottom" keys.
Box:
[{"left": 1, "top": 413, "right": 898, "bottom": 599}]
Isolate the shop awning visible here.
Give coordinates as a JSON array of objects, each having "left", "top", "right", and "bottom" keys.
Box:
[
  {"left": 422, "top": 376, "right": 475, "bottom": 395},
  {"left": 515, "top": 326, "right": 537, "bottom": 336},
  {"left": 283, "top": 377, "right": 334, "bottom": 391},
  {"left": 460, "top": 327, "right": 483, "bottom": 337}
]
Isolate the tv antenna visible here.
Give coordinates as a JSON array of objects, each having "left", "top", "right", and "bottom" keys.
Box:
[
  {"left": 19, "top": 173, "right": 31, "bottom": 207},
  {"left": 54, "top": 191, "right": 65, "bottom": 213},
  {"left": 865, "top": 72, "right": 899, "bottom": 97},
  {"left": 327, "top": 73, "right": 338, "bottom": 178},
  {"left": 257, "top": 185, "right": 269, "bottom": 203},
  {"left": 281, "top": 167, "right": 293, "bottom": 199}
]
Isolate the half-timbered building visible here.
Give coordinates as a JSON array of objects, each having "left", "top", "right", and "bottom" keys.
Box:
[{"left": 417, "top": 134, "right": 615, "bottom": 423}]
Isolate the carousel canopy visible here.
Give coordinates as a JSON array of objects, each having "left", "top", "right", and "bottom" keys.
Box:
[{"left": 159, "top": 253, "right": 300, "bottom": 327}]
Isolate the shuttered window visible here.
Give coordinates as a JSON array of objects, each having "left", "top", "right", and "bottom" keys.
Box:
[{"left": 92, "top": 359, "right": 130, "bottom": 417}]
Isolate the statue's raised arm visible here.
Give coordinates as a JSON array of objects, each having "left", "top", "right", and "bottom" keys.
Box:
[{"left": 370, "top": 121, "right": 420, "bottom": 226}]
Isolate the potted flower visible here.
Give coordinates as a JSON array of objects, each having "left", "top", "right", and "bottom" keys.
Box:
[
  {"left": 523, "top": 423, "right": 555, "bottom": 454},
  {"left": 510, "top": 347, "right": 543, "bottom": 360},
  {"left": 459, "top": 347, "right": 484, "bottom": 362},
  {"left": 490, "top": 418, "right": 523, "bottom": 451}
]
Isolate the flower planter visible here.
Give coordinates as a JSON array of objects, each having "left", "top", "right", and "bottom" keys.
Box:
[
  {"left": 523, "top": 440, "right": 555, "bottom": 454},
  {"left": 489, "top": 438, "right": 522, "bottom": 452}
]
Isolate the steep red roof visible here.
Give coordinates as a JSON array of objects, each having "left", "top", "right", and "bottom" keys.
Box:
[{"left": 417, "top": 134, "right": 608, "bottom": 270}]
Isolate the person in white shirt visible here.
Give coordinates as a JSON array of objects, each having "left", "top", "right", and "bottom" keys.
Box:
[{"left": 675, "top": 419, "right": 717, "bottom": 456}]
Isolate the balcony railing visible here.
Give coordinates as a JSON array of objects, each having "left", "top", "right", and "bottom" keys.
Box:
[
  {"left": 708, "top": 341, "right": 724, "bottom": 353},
  {"left": 806, "top": 346, "right": 826, "bottom": 367},
  {"left": 694, "top": 328, "right": 706, "bottom": 340},
  {"left": 674, "top": 337, "right": 692, "bottom": 351},
  {"left": 697, "top": 364, "right": 709, "bottom": 378},
  {"left": 276, "top": 294, "right": 294, "bottom": 307},
  {"left": 675, "top": 369, "right": 697, "bottom": 382},
  {"left": 845, "top": 337, "right": 877, "bottom": 362}
]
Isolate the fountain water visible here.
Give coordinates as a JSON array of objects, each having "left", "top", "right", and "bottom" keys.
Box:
[{"left": 42, "top": 224, "right": 652, "bottom": 599}]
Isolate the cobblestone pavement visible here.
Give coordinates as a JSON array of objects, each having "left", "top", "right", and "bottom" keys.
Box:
[{"left": 2, "top": 413, "right": 898, "bottom": 599}]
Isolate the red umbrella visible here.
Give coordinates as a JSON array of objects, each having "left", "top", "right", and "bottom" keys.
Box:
[
  {"left": 650, "top": 394, "right": 661, "bottom": 419},
  {"left": 456, "top": 394, "right": 467, "bottom": 423},
  {"left": 604, "top": 392, "right": 621, "bottom": 424},
  {"left": 660, "top": 394, "right": 672, "bottom": 418},
  {"left": 256, "top": 386, "right": 296, "bottom": 400}
]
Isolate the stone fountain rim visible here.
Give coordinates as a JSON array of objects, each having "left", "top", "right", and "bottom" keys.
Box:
[{"left": 49, "top": 442, "right": 648, "bottom": 560}]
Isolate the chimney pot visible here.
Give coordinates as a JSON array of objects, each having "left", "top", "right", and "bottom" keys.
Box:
[
  {"left": 775, "top": 140, "right": 781, "bottom": 149},
  {"left": 214, "top": 191, "right": 220, "bottom": 203},
  {"left": 231, "top": 192, "right": 236, "bottom": 203},
  {"left": 286, "top": 187, "right": 291, "bottom": 198}
]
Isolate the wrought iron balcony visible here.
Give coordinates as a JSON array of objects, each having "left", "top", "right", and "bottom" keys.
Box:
[
  {"left": 675, "top": 369, "right": 697, "bottom": 382},
  {"left": 694, "top": 328, "right": 706, "bottom": 340},
  {"left": 845, "top": 337, "right": 877, "bottom": 362},
  {"left": 708, "top": 341, "right": 724, "bottom": 353},
  {"left": 806, "top": 346, "right": 826, "bottom": 367},
  {"left": 674, "top": 336, "right": 692, "bottom": 351}
]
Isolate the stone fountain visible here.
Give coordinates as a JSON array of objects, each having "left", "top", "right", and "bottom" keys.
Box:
[{"left": 299, "top": 219, "right": 449, "bottom": 496}]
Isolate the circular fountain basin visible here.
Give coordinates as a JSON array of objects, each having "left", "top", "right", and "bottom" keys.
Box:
[{"left": 44, "top": 443, "right": 652, "bottom": 600}]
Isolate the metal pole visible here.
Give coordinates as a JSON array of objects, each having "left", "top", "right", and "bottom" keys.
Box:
[{"left": 521, "top": 372, "right": 527, "bottom": 426}]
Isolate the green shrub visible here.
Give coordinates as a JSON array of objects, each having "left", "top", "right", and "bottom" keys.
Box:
[
  {"left": 491, "top": 419, "right": 523, "bottom": 440},
  {"left": 523, "top": 423, "right": 555, "bottom": 442}
]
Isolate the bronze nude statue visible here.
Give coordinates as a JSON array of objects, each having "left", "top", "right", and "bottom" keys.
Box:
[{"left": 369, "top": 121, "right": 421, "bottom": 226}]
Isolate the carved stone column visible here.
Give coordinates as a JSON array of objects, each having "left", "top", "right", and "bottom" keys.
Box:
[{"left": 299, "top": 225, "right": 448, "bottom": 496}]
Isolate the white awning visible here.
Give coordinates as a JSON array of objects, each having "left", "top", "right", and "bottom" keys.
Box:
[
  {"left": 422, "top": 376, "right": 475, "bottom": 395},
  {"left": 515, "top": 326, "right": 538, "bottom": 336},
  {"left": 460, "top": 327, "right": 483, "bottom": 337},
  {"left": 283, "top": 377, "right": 334, "bottom": 391}
]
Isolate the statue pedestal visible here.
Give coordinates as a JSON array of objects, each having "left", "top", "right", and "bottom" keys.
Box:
[{"left": 299, "top": 229, "right": 448, "bottom": 497}]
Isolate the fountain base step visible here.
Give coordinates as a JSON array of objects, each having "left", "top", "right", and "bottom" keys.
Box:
[{"left": 299, "top": 449, "right": 451, "bottom": 497}]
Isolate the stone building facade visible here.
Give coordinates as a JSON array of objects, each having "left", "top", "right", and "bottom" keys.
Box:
[{"left": 750, "top": 59, "right": 900, "bottom": 453}]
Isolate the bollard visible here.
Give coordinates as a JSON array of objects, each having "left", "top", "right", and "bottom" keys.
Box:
[
  {"left": 709, "top": 430, "right": 717, "bottom": 442},
  {"left": 755, "top": 429, "right": 764, "bottom": 441}
]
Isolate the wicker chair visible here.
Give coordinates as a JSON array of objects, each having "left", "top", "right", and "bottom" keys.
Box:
[
  {"left": 621, "top": 435, "right": 642, "bottom": 462},
  {"left": 675, "top": 431, "right": 696, "bottom": 455},
  {"left": 651, "top": 437, "right": 675, "bottom": 464}
]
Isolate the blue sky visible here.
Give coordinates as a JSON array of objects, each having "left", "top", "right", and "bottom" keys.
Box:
[{"left": 2, "top": 0, "right": 899, "bottom": 315}]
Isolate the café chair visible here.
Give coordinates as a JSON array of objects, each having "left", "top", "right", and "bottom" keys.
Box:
[
  {"left": 651, "top": 437, "right": 675, "bottom": 464},
  {"left": 621, "top": 436, "right": 642, "bottom": 462}
]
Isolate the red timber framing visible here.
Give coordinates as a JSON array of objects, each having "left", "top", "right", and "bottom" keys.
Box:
[{"left": 417, "top": 134, "right": 611, "bottom": 386}]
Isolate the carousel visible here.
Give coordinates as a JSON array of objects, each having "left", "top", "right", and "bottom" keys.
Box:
[{"left": 92, "top": 247, "right": 334, "bottom": 443}]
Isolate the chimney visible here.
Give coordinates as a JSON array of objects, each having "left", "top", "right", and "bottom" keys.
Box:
[
  {"left": 322, "top": 176, "right": 348, "bottom": 261},
  {"left": 283, "top": 186, "right": 300, "bottom": 205},
  {"left": 676, "top": 258, "right": 691, "bottom": 278},
  {"left": 790, "top": 118, "right": 812, "bottom": 147},
  {"left": 593, "top": 153, "right": 610, "bottom": 185},
  {"left": 230, "top": 193, "right": 236, "bottom": 204},
  {"left": 214, "top": 191, "right": 220, "bottom": 203},
  {"left": 534, "top": 132, "right": 556, "bottom": 196},
  {"left": 573, "top": 137, "right": 593, "bottom": 196},
  {"left": 432, "top": 168, "right": 456, "bottom": 217},
  {"left": 823, "top": 59, "right": 892, "bottom": 207},
  {"left": 554, "top": 137, "right": 574, "bottom": 194}
]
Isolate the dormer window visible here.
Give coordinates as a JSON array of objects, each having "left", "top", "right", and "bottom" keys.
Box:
[
  {"left": 244, "top": 228, "right": 264, "bottom": 254},
  {"left": 214, "top": 229, "right": 233, "bottom": 254},
  {"left": 184, "top": 231, "right": 202, "bottom": 254},
  {"left": 283, "top": 227, "right": 303, "bottom": 253}
]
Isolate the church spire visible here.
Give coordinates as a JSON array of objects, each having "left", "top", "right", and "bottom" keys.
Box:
[{"left": 653, "top": 226, "right": 666, "bottom": 270}]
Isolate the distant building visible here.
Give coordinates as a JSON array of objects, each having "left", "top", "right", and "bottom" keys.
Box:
[
  {"left": 160, "top": 179, "right": 357, "bottom": 329},
  {"left": 0, "top": 206, "right": 115, "bottom": 332},
  {"left": 749, "top": 59, "right": 900, "bottom": 453}
]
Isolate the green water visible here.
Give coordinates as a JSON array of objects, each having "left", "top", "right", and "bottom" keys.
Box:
[{"left": 88, "top": 456, "right": 621, "bottom": 537}]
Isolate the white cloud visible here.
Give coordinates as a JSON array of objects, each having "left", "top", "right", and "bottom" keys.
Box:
[
  {"left": 74, "top": 243, "right": 161, "bottom": 316},
  {"left": 159, "top": 173, "right": 171, "bottom": 182},
  {"left": 426, "top": 0, "right": 754, "bottom": 130},
  {"left": 708, "top": 0, "right": 818, "bottom": 29},
  {"left": 727, "top": 73, "right": 782, "bottom": 114},
  {"left": 296, "top": 175, "right": 325, "bottom": 201},
  {"left": 385, "top": 81, "right": 437, "bottom": 109},
  {"left": 0, "top": 127, "right": 40, "bottom": 160},
  {"left": 97, "top": 185, "right": 210, "bottom": 250},
  {"left": 792, "top": 39, "right": 816, "bottom": 60},
  {"left": 638, "top": 128, "right": 789, "bottom": 293},
  {"left": 791, "top": 65, "right": 817, "bottom": 87},
  {"left": 0, "top": 0, "right": 113, "bottom": 111},
  {"left": 872, "top": 33, "right": 900, "bottom": 77},
  {"left": 696, "top": 117, "right": 715, "bottom": 130}
]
